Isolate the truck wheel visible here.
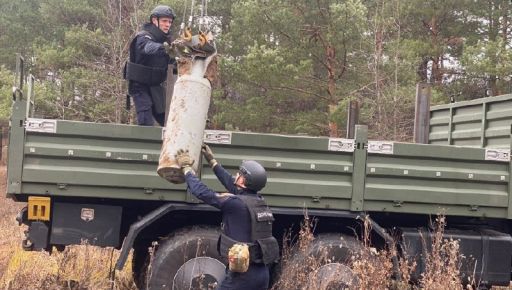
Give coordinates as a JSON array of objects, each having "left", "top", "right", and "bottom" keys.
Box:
[
  {"left": 306, "top": 263, "right": 356, "bottom": 290},
  {"left": 306, "top": 233, "right": 361, "bottom": 289},
  {"left": 277, "top": 233, "right": 361, "bottom": 290},
  {"left": 147, "top": 226, "right": 226, "bottom": 290}
]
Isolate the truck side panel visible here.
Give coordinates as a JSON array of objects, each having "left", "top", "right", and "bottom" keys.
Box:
[
  {"left": 13, "top": 118, "right": 355, "bottom": 212},
  {"left": 8, "top": 113, "right": 512, "bottom": 219},
  {"left": 429, "top": 94, "right": 512, "bottom": 148},
  {"left": 364, "top": 142, "right": 510, "bottom": 218}
]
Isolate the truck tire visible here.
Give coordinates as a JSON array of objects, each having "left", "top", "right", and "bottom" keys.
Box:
[
  {"left": 147, "top": 226, "right": 226, "bottom": 290},
  {"left": 276, "top": 233, "right": 361, "bottom": 290}
]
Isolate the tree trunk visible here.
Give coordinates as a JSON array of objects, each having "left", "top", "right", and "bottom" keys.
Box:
[
  {"left": 326, "top": 45, "right": 338, "bottom": 137},
  {"left": 328, "top": 104, "right": 338, "bottom": 137},
  {"left": 429, "top": 15, "right": 443, "bottom": 84},
  {"left": 393, "top": 0, "right": 401, "bottom": 139},
  {"left": 374, "top": 5, "right": 384, "bottom": 135}
]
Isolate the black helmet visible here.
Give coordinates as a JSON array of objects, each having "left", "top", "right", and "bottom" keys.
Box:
[
  {"left": 239, "top": 160, "right": 267, "bottom": 192},
  {"left": 150, "top": 5, "right": 176, "bottom": 20}
]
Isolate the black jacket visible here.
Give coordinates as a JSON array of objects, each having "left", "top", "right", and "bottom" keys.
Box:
[{"left": 126, "top": 23, "right": 172, "bottom": 92}]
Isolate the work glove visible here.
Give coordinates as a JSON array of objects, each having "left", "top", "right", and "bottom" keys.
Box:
[
  {"left": 163, "top": 41, "right": 174, "bottom": 56},
  {"left": 201, "top": 144, "right": 218, "bottom": 167},
  {"left": 175, "top": 149, "right": 195, "bottom": 175}
]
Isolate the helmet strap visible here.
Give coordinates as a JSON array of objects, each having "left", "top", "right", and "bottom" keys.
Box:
[{"left": 234, "top": 173, "right": 246, "bottom": 188}]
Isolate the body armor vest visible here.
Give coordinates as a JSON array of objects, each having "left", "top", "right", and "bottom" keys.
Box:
[
  {"left": 124, "top": 26, "right": 169, "bottom": 86},
  {"left": 219, "top": 195, "right": 280, "bottom": 265}
]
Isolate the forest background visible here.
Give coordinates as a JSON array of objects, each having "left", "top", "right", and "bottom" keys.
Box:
[{"left": 0, "top": 0, "right": 511, "bottom": 140}]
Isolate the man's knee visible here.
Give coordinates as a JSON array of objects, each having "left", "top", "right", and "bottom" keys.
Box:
[
  {"left": 137, "top": 110, "right": 155, "bottom": 126},
  {"left": 131, "top": 91, "right": 152, "bottom": 112}
]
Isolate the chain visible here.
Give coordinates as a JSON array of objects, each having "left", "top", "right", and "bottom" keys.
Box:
[
  {"left": 188, "top": 0, "right": 196, "bottom": 28},
  {"left": 179, "top": 0, "right": 211, "bottom": 36}
]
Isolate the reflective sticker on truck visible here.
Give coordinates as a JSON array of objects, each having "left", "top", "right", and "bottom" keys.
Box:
[
  {"left": 368, "top": 141, "right": 394, "bottom": 154},
  {"left": 204, "top": 130, "right": 232, "bottom": 144},
  {"left": 25, "top": 118, "right": 57, "bottom": 133},
  {"left": 485, "top": 149, "right": 511, "bottom": 162},
  {"left": 328, "top": 138, "right": 355, "bottom": 152}
]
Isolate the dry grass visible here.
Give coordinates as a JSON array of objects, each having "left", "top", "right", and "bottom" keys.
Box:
[
  {"left": 271, "top": 212, "right": 319, "bottom": 290},
  {"left": 351, "top": 216, "right": 396, "bottom": 289},
  {"left": 419, "top": 215, "right": 465, "bottom": 289},
  {"left": 272, "top": 212, "right": 360, "bottom": 290},
  {"left": 2, "top": 244, "right": 137, "bottom": 290},
  {"left": 0, "top": 166, "right": 24, "bottom": 281},
  {"left": 0, "top": 164, "right": 136, "bottom": 290},
  {"left": 273, "top": 213, "right": 482, "bottom": 290}
]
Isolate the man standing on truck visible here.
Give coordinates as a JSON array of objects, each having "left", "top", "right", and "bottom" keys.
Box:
[
  {"left": 175, "top": 145, "right": 279, "bottom": 290},
  {"left": 124, "top": 5, "right": 175, "bottom": 126}
]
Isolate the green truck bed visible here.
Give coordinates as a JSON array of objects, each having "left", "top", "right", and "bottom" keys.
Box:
[
  {"left": 7, "top": 98, "right": 512, "bottom": 219},
  {"left": 429, "top": 94, "right": 512, "bottom": 149}
]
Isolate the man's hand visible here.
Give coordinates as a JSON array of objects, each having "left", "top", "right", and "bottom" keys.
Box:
[
  {"left": 175, "top": 149, "right": 195, "bottom": 174},
  {"left": 201, "top": 144, "right": 217, "bottom": 167},
  {"left": 163, "top": 41, "right": 173, "bottom": 56}
]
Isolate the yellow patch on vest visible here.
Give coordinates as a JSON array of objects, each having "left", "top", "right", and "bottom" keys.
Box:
[{"left": 228, "top": 243, "right": 250, "bottom": 273}]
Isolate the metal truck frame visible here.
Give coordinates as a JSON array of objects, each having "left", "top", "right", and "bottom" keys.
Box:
[{"left": 6, "top": 58, "right": 512, "bottom": 289}]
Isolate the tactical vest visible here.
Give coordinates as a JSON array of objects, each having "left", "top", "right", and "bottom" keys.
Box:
[
  {"left": 124, "top": 31, "right": 168, "bottom": 86},
  {"left": 219, "top": 195, "right": 280, "bottom": 265}
]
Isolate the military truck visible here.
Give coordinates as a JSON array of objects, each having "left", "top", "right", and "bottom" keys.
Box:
[{"left": 6, "top": 59, "right": 512, "bottom": 288}]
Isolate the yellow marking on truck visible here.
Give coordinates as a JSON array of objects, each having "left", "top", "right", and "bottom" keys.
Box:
[{"left": 28, "top": 196, "right": 51, "bottom": 221}]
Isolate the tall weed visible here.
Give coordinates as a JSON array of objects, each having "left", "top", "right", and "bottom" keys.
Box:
[{"left": 274, "top": 213, "right": 473, "bottom": 290}]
